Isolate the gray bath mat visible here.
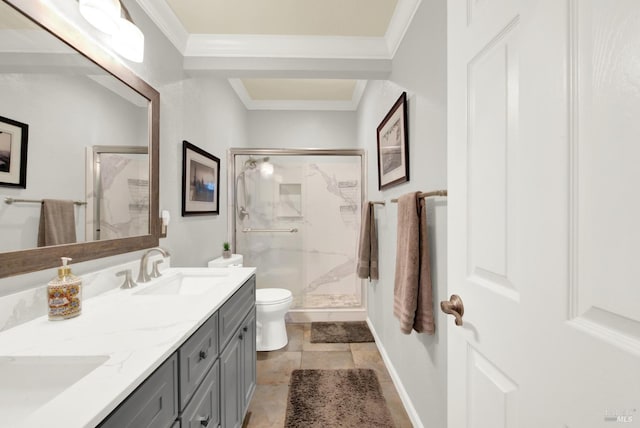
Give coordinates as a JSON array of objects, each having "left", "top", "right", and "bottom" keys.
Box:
[
  {"left": 285, "top": 369, "right": 395, "bottom": 428},
  {"left": 310, "top": 321, "right": 374, "bottom": 343}
]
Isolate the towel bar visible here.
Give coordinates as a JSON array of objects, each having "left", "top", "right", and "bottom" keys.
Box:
[
  {"left": 390, "top": 190, "right": 447, "bottom": 203},
  {"left": 370, "top": 201, "right": 385, "bottom": 206},
  {"left": 242, "top": 228, "right": 298, "bottom": 233},
  {"left": 4, "top": 197, "right": 87, "bottom": 206}
]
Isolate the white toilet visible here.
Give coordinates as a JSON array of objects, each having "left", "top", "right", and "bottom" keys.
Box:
[{"left": 256, "top": 288, "right": 293, "bottom": 351}]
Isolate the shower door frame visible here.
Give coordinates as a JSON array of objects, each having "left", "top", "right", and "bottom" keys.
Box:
[{"left": 228, "top": 148, "right": 368, "bottom": 320}]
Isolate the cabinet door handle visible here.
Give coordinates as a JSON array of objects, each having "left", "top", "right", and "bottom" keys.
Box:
[
  {"left": 243, "top": 326, "right": 248, "bottom": 332},
  {"left": 199, "top": 350, "right": 208, "bottom": 361},
  {"left": 197, "top": 415, "right": 210, "bottom": 427},
  {"left": 239, "top": 333, "right": 244, "bottom": 340}
]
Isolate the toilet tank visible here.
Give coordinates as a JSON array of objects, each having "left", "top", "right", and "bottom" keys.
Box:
[{"left": 208, "top": 254, "right": 243, "bottom": 267}]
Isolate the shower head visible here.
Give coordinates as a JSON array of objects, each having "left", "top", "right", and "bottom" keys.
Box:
[{"left": 244, "top": 156, "right": 270, "bottom": 170}]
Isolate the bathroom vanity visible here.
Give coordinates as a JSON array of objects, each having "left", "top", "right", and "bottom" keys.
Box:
[{"left": 0, "top": 267, "right": 256, "bottom": 428}]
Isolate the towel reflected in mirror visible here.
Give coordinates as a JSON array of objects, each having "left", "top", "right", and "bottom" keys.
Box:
[{"left": 37, "top": 199, "right": 77, "bottom": 247}]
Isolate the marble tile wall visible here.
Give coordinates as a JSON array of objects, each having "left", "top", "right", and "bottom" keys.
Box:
[{"left": 235, "top": 155, "right": 363, "bottom": 310}]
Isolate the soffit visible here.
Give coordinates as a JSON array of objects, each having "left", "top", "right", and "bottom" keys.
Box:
[{"left": 136, "top": 0, "right": 420, "bottom": 110}]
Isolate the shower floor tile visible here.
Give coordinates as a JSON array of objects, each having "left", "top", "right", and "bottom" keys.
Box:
[{"left": 291, "top": 293, "right": 362, "bottom": 309}]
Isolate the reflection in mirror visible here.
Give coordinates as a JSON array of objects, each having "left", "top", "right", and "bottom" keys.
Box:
[
  {"left": 0, "top": 1, "right": 150, "bottom": 253},
  {"left": 87, "top": 146, "right": 149, "bottom": 241},
  {"left": 0, "top": 0, "right": 160, "bottom": 278}
]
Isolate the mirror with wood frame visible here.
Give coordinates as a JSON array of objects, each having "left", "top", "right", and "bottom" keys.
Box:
[{"left": 0, "top": 0, "right": 160, "bottom": 278}]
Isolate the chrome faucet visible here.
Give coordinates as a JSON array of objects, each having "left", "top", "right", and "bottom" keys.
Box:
[{"left": 137, "top": 247, "right": 170, "bottom": 283}]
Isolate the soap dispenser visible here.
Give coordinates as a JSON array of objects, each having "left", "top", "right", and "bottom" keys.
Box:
[{"left": 47, "top": 257, "right": 82, "bottom": 321}]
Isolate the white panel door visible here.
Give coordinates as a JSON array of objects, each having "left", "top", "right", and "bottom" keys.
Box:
[{"left": 448, "top": 0, "right": 640, "bottom": 427}]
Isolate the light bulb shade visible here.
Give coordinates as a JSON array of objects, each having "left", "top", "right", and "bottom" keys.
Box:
[
  {"left": 79, "top": 0, "right": 122, "bottom": 34},
  {"left": 259, "top": 162, "right": 274, "bottom": 177},
  {"left": 112, "top": 18, "right": 145, "bottom": 63}
]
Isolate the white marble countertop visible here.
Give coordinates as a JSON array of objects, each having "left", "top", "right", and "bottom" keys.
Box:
[{"left": 0, "top": 266, "right": 256, "bottom": 428}]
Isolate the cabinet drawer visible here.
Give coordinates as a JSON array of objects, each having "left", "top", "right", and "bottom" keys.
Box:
[
  {"left": 179, "top": 312, "right": 218, "bottom": 410},
  {"left": 180, "top": 361, "right": 220, "bottom": 428},
  {"left": 99, "top": 353, "right": 178, "bottom": 428},
  {"left": 218, "top": 276, "right": 255, "bottom": 350}
]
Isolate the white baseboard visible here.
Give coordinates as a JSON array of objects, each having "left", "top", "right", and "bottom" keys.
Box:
[{"left": 366, "top": 317, "right": 424, "bottom": 428}]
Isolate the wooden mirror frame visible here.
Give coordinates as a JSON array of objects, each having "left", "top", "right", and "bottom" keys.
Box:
[{"left": 0, "top": 0, "right": 160, "bottom": 278}]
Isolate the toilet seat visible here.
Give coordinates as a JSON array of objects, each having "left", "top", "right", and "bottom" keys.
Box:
[{"left": 256, "top": 288, "right": 292, "bottom": 305}]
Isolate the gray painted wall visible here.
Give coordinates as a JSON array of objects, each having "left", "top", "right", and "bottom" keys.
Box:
[
  {"left": 0, "top": 1, "right": 247, "bottom": 293},
  {"left": 163, "top": 77, "right": 249, "bottom": 267},
  {"left": 357, "top": 1, "right": 448, "bottom": 427},
  {"left": 247, "top": 110, "right": 357, "bottom": 150}
]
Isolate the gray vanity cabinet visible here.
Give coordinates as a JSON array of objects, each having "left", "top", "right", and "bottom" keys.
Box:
[
  {"left": 220, "top": 309, "right": 256, "bottom": 428},
  {"left": 98, "top": 354, "right": 179, "bottom": 428},
  {"left": 180, "top": 360, "right": 220, "bottom": 428},
  {"left": 218, "top": 275, "right": 256, "bottom": 428},
  {"left": 220, "top": 330, "right": 241, "bottom": 428},
  {"left": 99, "top": 275, "right": 255, "bottom": 428},
  {"left": 240, "top": 310, "right": 256, "bottom": 415},
  {"left": 179, "top": 313, "right": 219, "bottom": 410}
]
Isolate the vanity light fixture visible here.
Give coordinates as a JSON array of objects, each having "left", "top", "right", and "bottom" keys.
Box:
[
  {"left": 111, "top": 3, "right": 144, "bottom": 63},
  {"left": 78, "top": 0, "right": 145, "bottom": 63},
  {"left": 78, "top": 0, "right": 121, "bottom": 35}
]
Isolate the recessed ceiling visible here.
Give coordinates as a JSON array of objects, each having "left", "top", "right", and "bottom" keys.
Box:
[
  {"left": 242, "top": 79, "right": 356, "bottom": 101},
  {"left": 137, "top": 0, "right": 421, "bottom": 109},
  {"left": 165, "top": 0, "right": 397, "bottom": 37}
]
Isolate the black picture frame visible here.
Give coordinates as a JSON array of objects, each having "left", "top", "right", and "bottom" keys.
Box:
[
  {"left": 376, "top": 92, "right": 409, "bottom": 190},
  {"left": 0, "top": 115, "right": 28, "bottom": 188},
  {"left": 182, "top": 140, "right": 220, "bottom": 216}
]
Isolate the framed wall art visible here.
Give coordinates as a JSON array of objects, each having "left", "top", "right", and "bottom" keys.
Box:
[
  {"left": 376, "top": 92, "right": 409, "bottom": 190},
  {"left": 0, "top": 115, "right": 28, "bottom": 188},
  {"left": 182, "top": 140, "right": 220, "bottom": 216}
]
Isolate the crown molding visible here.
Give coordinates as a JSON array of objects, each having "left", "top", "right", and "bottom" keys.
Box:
[
  {"left": 136, "top": 0, "right": 420, "bottom": 62},
  {"left": 229, "top": 79, "right": 368, "bottom": 111},
  {"left": 385, "top": 0, "right": 422, "bottom": 56},
  {"left": 135, "top": 0, "right": 189, "bottom": 52}
]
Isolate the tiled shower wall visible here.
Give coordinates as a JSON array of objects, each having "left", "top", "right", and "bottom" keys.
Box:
[{"left": 234, "top": 154, "right": 364, "bottom": 311}]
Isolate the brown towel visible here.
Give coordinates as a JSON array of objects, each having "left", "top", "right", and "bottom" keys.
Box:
[
  {"left": 37, "top": 199, "right": 77, "bottom": 247},
  {"left": 393, "top": 192, "right": 435, "bottom": 334},
  {"left": 356, "top": 202, "right": 379, "bottom": 281}
]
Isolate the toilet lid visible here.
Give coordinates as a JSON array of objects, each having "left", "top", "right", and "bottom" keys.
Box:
[{"left": 256, "top": 288, "right": 292, "bottom": 305}]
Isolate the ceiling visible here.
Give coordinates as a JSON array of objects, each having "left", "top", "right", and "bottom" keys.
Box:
[
  {"left": 164, "top": 0, "right": 397, "bottom": 37},
  {"left": 135, "top": 0, "right": 421, "bottom": 110}
]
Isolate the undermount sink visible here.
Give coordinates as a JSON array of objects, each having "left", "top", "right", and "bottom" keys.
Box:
[
  {"left": 0, "top": 355, "right": 108, "bottom": 425},
  {"left": 134, "top": 271, "right": 230, "bottom": 296}
]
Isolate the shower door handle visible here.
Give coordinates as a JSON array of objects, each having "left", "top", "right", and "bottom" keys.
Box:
[{"left": 242, "top": 228, "right": 298, "bottom": 233}]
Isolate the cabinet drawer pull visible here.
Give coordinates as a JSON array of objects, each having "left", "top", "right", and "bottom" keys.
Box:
[
  {"left": 199, "top": 350, "right": 208, "bottom": 361},
  {"left": 243, "top": 326, "right": 248, "bottom": 332},
  {"left": 197, "top": 415, "right": 210, "bottom": 427}
]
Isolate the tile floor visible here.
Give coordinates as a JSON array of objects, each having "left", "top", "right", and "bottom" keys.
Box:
[{"left": 243, "top": 323, "right": 413, "bottom": 428}]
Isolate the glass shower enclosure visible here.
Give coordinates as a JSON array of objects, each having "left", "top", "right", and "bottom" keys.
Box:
[{"left": 228, "top": 149, "right": 366, "bottom": 321}]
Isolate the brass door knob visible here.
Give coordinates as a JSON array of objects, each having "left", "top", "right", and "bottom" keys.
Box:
[{"left": 440, "top": 294, "right": 464, "bottom": 326}]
